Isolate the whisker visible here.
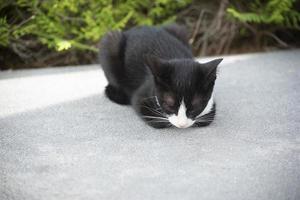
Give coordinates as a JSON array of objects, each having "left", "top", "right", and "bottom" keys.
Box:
[
  {"left": 196, "top": 115, "right": 215, "bottom": 120},
  {"left": 141, "top": 105, "right": 166, "bottom": 117},
  {"left": 141, "top": 96, "right": 157, "bottom": 101},
  {"left": 151, "top": 120, "right": 170, "bottom": 123},
  {"left": 195, "top": 116, "right": 214, "bottom": 121},
  {"left": 150, "top": 121, "right": 172, "bottom": 127},
  {"left": 142, "top": 116, "right": 168, "bottom": 120},
  {"left": 195, "top": 119, "right": 214, "bottom": 123},
  {"left": 196, "top": 117, "right": 214, "bottom": 120},
  {"left": 196, "top": 117, "right": 214, "bottom": 121},
  {"left": 166, "top": 124, "right": 173, "bottom": 128}
]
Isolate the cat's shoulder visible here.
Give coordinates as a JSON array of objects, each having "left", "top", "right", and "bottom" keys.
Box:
[{"left": 161, "top": 24, "right": 190, "bottom": 47}]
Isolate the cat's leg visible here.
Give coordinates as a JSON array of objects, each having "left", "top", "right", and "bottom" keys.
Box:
[
  {"left": 105, "top": 84, "right": 130, "bottom": 105},
  {"left": 99, "top": 31, "right": 130, "bottom": 105},
  {"left": 162, "top": 24, "right": 190, "bottom": 47}
]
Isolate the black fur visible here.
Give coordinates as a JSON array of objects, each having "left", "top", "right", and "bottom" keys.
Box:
[
  {"left": 99, "top": 25, "right": 222, "bottom": 128},
  {"left": 105, "top": 85, "right": 130, "bottom": 105}
]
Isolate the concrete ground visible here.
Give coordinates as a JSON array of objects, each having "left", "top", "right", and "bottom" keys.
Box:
[{"left": 0, "top": 50, "right": 300, "bottom": 200}]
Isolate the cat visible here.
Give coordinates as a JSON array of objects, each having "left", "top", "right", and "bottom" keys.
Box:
[{"left": 99, "top": 24, "right": 222, "bottom": 128}]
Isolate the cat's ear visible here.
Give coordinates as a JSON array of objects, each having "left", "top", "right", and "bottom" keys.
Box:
[
  {"left": 202, "top": 58, "right": 223, "bottom": 81},
  {"left": 197, "top": 58, "right": 222, "bottom": 90}
]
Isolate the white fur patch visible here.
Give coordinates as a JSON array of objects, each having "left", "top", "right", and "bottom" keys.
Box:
[
  {"left": 168, "top": 100, "right": 194, "bottom": 128},
  {"left": 167, "top": 94, "right": 214, "bottom": 128}
]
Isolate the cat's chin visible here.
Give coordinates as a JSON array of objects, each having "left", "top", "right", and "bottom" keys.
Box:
[
  {"left": 167, "top": 115, "right": 194, "bottom": 128},
  {"left": 171, "top": 123, "right": 194, "bottom": 129}
]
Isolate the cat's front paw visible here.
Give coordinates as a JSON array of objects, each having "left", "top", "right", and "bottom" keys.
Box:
[
  {"left": 147, "top": 121, "right": 171, "bottom": 129},
  {"left": 193, "top": 120, "right": 213, "bottom": 127}
]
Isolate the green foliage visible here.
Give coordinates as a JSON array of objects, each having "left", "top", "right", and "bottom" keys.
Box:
[
  {"left": 227, "top": 0, "right": 300, "bottom": 29},
  {"left": 0, "top": 17, "right": 9, "bottom": 46},
  {"left": 0, "top": 0, "right": 191, "bottom": 53}
]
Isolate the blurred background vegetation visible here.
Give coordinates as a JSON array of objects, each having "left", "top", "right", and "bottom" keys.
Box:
[{"left": 0, "top": 0, "right": 299, "bottom": 69}]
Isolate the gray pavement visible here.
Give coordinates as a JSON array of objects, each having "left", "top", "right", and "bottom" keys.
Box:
[{"left": 0, "top": 50, "right": 300, "bottom": 200}]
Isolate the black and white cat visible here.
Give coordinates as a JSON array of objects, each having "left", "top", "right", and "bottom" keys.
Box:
[{"left": 99, "top": 24, "right": 222, "bottom": 128}]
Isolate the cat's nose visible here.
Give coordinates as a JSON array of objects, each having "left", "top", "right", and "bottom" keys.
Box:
[{"left": 177, "top": 121, "right": 188, "bottom": 128}]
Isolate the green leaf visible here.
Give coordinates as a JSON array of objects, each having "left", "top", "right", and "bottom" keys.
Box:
[{"left": 56, "top": 40, "right": 72, "bottom": 51}]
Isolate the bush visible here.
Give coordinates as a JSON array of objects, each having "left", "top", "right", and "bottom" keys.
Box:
[
  {"left": 177, "top": 0, "right": 300, "bottom": 56},
  {"left": 226, "top": 0, "right": 300, "bottom": 49},
  {"left": 0, "top": 0, "right": 191, "bottom": 69},
  {"left": 227, "top": 0, "right": 300, "bottom": 28},
  {"left": 1, "top": 0, "right": 299, "bottom": 69}
]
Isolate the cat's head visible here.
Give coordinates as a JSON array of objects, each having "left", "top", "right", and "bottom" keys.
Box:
[{"left": 144, "top": 55, "right": 222, "bottom": 128}]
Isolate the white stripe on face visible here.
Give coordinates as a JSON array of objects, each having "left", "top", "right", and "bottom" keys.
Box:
[
  {"left": 168, "top": 94, "right": 214, "bottom": 128},
  {"left": 168, "top": 99, "right": 194, "bottom": 128}
]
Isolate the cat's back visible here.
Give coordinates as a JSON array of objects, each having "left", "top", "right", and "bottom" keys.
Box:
[
  {"left": 124, "top": 26, "right": 159, "bottom": 43},
  {"left": 124, "top": 26, "right": 192, "bottom": 62}
]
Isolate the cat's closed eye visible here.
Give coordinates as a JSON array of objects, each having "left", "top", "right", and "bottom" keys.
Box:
[
  {"left": 191, "top": 96, "right": 202, "bottom": 107},
  {"left": 192, "top": 95, "right": 209, "bottom": 108},
  {"left": 162, "top": 94, "right": 176, "bottom": 113},
  {"left": 163, "top": 94, "right": 175, "bottom": 105},
  {"left": 162, "top": 103, "right": 176, "bottom": 113}
]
